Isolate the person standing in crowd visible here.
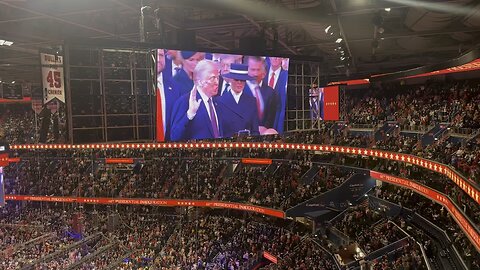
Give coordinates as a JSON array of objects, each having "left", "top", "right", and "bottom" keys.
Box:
[
  {"left": 156, "top": 49, "right": 179, "bottom": 141},
  {"left": 217, "top": 54, "right": 242, "bottom": 97},
  {"left": 164, "top": 50, "right": 182, "bottom": 83},
  {"left": 170, "top": 60, "right": 223, "bottom": 141},
  {"left": 245, "top": 56, "right": 279, "bottom": 135},
  {"left": 171, "top": 51, "right": 205, "bottom": 98},
  {"left": 217, "top": 63, "right": 259, "bottom": 137},
  {"left": 263, "top": 56, "right": 288, "bottom": 133}
]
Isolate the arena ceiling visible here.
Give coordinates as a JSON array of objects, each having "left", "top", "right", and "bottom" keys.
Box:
[{"left": 0, "top": 0, "right": 480, "bottom": 83}]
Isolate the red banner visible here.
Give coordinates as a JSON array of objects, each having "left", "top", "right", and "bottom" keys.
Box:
[
  {"left": 105, "top": 158, "right": 134, "bottom": 164},
  {"left": 0, "top": 154, "right": 8, "bottom": 167},
  {"left": 323, "top": 86, "right": 340, "bottom": 121},
  {"left": 156, "top": 88, "right": 164, "bottom": 142},
  {"left": 0, "top": 97, "right": 31, "bottom": 104},
  {"left": 370, "top": 171, "right": 480, "bottom": 252},
  {"left": 263, "top": 251, "right": 278, "bottom": 264},
  {"left": 4, "top": 195, "right": 286, "bottom": 219},
  {"left": 404, "top": 58, "right": 480, "bottom": 79},
  {"left": 241, "top": 158, "right": 272, "bottom": 165},
  {"left": 328, "top": 79, "right": 370, "bottom": 86},
  {"left": 8, "top": 158, "right": 20, "bottom": 163}
]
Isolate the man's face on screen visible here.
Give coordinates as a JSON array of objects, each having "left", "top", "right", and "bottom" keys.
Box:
[
  {"left": 220, "top": 57, "right": 235, "bottom": 76},
  {"left": 157, "top": 50, "right": 165, "bottom": 73},
  {"left": 248, "top": 59, "right": 264, "bottom": 83},
  {"left": 270, "top": 57, "right": 282, "bottom": 70},
  {"left": 231, "top": 79, "right": 245, "bottom": 94},
  {"left": 201, "top": 68, "right": 220, "bottom": 97},
  {"left": 183, "top": 53, "right": 205, "bottom": 74}
]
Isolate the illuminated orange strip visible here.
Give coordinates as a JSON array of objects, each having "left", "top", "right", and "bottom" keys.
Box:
[
  {"left": 263, "top": 251, "right": 278, "bottom": 264},
  {"left": 105, "top": 158, "right": 134, "bottom": 164},
  {"left": 8, "top": 158, "right": 20, "bottom": 163},
  {"left": 4, "top": 195, "right": 286, "bottom": 219},
  {"left": 370, "top": 171, "right": 480, "bottom": 252},
  {"left": 9, "top": 143, "right": 480, "bottom": 206},
  {"left": 241, "top": 158, "right": 272, "bottom": 165}
]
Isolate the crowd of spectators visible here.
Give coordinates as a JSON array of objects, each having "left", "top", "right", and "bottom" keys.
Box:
[
  {"left": 368, "top": 239, "right": 425, "bottom": 270},
  {"left": 1, "top": 78, "right": 480, "bottom": 268},
  {"left": 375, "top": 184, "right": 480, "bottom": 269}
]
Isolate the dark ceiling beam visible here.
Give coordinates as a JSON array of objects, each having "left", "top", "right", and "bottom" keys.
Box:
[
  {"left": 0, "top": 0, "right": 135, "bottom": 42},
  {"left": 242, "top": 15, "right": 297, "bottom": 55},
  {"left": 155, "top": 0, "right": 334, "bottom": 24},
  {"left": 286, "top": 25, "right": 480, "bottom": 48},
  {"left": 329, "top": 0, "right": 355, "bottom": 70},
  {"left": 0, "top": 8, "right": 118, "bottom": 25},
  {"left": 109, "top": 0, "right": 230, "bottom": 50}
]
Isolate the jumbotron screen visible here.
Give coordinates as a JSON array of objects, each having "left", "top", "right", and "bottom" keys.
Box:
[{"left": 155, "top": 50, "right": 289, "bottom": 142}]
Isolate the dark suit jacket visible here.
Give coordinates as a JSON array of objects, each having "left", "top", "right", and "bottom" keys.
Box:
[
  {"left": 171, "top": 69, "right": 194, "bottom": 98},
  {"left": 217, "top": 91, "right": 260, "bottom": 137},
  {"left": 244, "top": 83, "right": 279, "bottom": 129},
  {"left": 263, "top": 69, "right": 288, "bottom": 133},
  {"left": 170, "top": 91, "right": 223, "bottom": 141},
  {"left": 159, "top": 75, "right": 179, "bottom": 141}
]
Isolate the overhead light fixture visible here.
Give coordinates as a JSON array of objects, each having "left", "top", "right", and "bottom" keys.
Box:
[
  {"left": 325, "top": 25, "right": 332, "bottom": 33},
  {"left": 336, "top": 38, "right": 343, "bottom": 43},
  {"left": 11, "top": 80, "right": 15, "bottom": 84},
  {"left": 385, "top": 8, "right": 391, "bottom": 12},
  {"left": 0, "top": 39, "right": 13, "bottom": 46},
  {"left": 340, "top": 56, "right": 345, "bottom": 61}
]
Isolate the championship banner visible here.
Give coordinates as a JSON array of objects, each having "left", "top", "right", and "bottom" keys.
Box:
[
  {"left": 323, "top": 85, "right": 340, "bottom": 121},
  {"left": 40, "top": 53, "right": 65, "bottom": 103}
]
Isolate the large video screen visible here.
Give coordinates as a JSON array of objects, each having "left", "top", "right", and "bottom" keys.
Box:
[{"left": 156, "top": 50, "right": 289, "bottom": 142}]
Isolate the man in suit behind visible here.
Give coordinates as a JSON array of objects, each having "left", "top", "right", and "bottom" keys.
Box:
[
  {"left": 217, "top": 63, "right": 259, "bottom": 138},
  {"left": 263, "top": 56, "right": 288, "bottom": 133},
  {"left": 245, "top": 56, "right": 280, "bottom": 135},
  {"left": 170, "top": 60, "right": 223, "bottom": 141},
  {"left": 157, "top": 49, "right": 180, "bottom": 141}
]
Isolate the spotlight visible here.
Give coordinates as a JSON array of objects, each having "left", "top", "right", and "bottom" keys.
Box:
[
  {"left": 335, "top": 38, "right": 343, "bottom": 43},
  {"left": 384, "top": 8, "right": 391, "bottom": 12},
  {"left": 340, "top": 56, "right": 345, "bottom": 61},
  {"left": 325, "top": 25, "right": 332, "bottom": 33},
  {"left": 11, "top": 80, "right": 15, "bottom": 84},
  {"left": 0, "top": 40, "right": 13, "bottom": 46}
]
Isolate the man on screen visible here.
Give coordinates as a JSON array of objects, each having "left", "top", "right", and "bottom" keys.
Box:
[
  {"left": 217, "top": 63, "right": 259, "bottom": 138},
  {"left": 170, "top": 60, "right": 223, "bottom": 141},
  {"left": 263, "top": 56, "right": 288, "bottom": 133},
  {"left": 171, "top": 51, "right": 205, "bottom": 98},
  {"left": 217, "top": 54, "right": 242, "bottom": 97},
  {"left": 245, "top": 56, "right": 279, "bottom": 135},
  {"left": 157, "top": 49, "right": 180, "bottom": 141}
]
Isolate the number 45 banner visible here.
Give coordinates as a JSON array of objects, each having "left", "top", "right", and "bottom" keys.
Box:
[{"left": 40, "top": 53, "right": 65, "bottom": 104}]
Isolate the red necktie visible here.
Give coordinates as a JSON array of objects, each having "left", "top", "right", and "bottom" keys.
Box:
[
  {"left": 208, "top": 98, "right": 220, "bottom": 138},
  {"left": 156, "top": 88, "right": 165, "bottom": 142},
  {"left": 255, "top": 86, "right": 263, "bottom": 120},
  {"left": 268, "top": 72, "right": 275, "bottom": 88}
]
